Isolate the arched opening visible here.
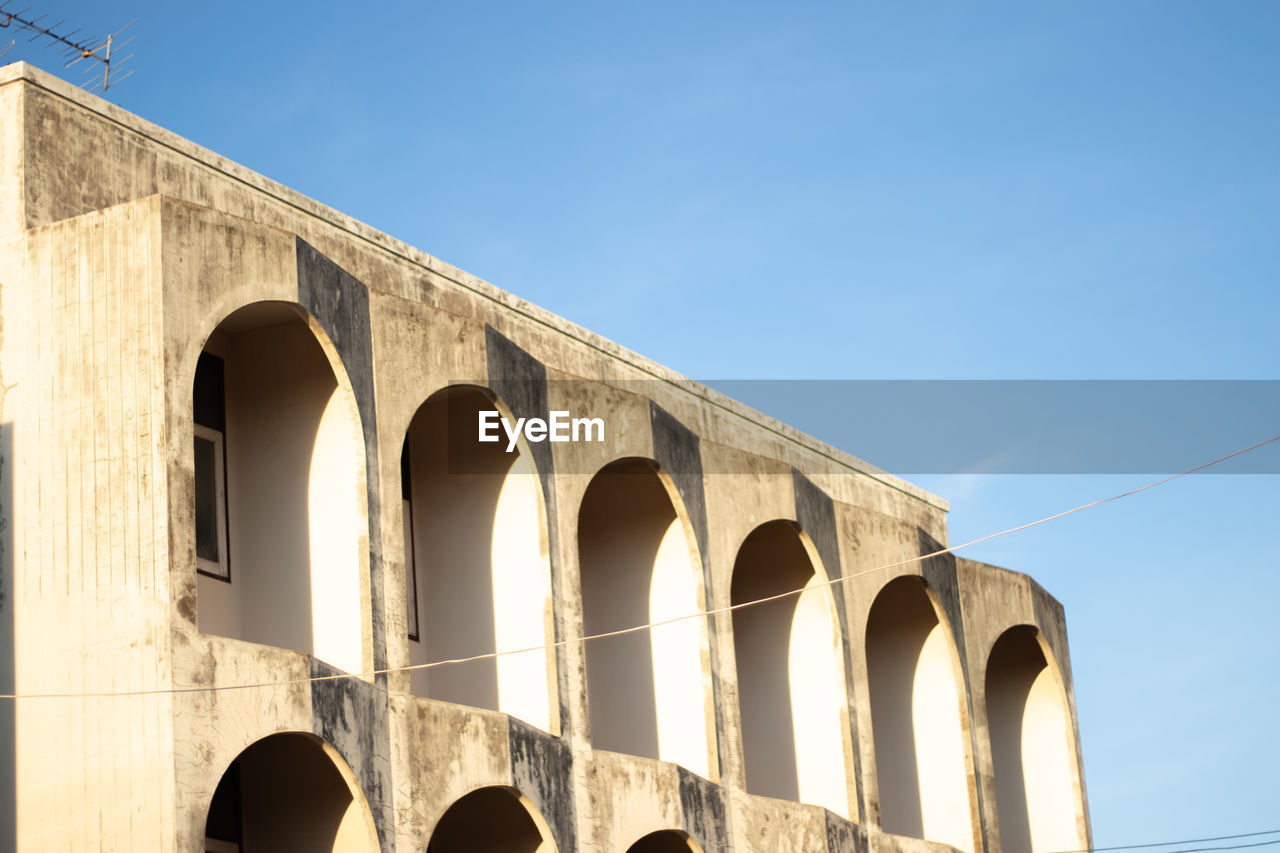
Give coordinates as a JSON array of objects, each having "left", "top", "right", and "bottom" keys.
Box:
[
  {"left": 626, "top": 829, "right": 704, "bottom": 853},
  {"left": 203, "top": 732, "right": 378, "bottom": 853},
  {"left": 731, "top": 520, "right": 849, "bottom": 815},
  {"left": 402, "top": 386, "right": 555, "bottom": 732},
  {"left": 578, "top": 459, "right": 714, "bottom": 778},
  {"left": 986, "top": 626, "right": 1085, "bottom": 853},
  {"left": 427, "top": 786, "right": 557, "bottom": 853},
  {"left": 194, "top": 301, "right": 366, "bottom": 675},
  {"left": 865, "top": 576, "right": 973, "bottom": 851}
]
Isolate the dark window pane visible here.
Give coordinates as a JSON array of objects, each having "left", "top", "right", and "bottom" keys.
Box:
[
  {"left": 194, "top": 353, "right": 226, "bottom": 430},
  {"left": 195, "top": 435, "right": 221, "bottom": 564},
  {"left": 405, "top": 498, "right": 419, "bottom": 640}
]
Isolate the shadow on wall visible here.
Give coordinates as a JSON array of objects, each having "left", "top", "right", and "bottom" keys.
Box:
[
  {"left": 731, "top": 520, "right": 849, "bottom": 816},
  {"left": 203, "top": 732, "right": 379, "bottom": 852},
  {"left": 427, "top": 786, "right": 558, "bottom": 853},
  {"left": 579, "top": 458, "right": 713, "bottom": 778},
  {"left": 626, "top": 829, "right": 704, "bottom": 853},
  {"left": 866, "top": 576, "right": 973, "bottom": 853},
  {"left": 402, "top": 386, "right": 555, "bottom": 734},
  {"left": 194, "top": 302, "right": 366, "bottom": 676},
  {"left": 986, "top": 626, "right": 1084, "bottom": 853}
]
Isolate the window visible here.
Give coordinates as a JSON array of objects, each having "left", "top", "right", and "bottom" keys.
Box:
[
  {"left": 866, "top": 576, "right": 973, "bottom": 850},
  {"left": 986, "top": 626, "right": 1083, "bottom": 853},
  {"left": 194, "top": 352, "right": 230, "bottom": 581},
  {"left": 731, "top": 520, "right": 849, "bottom": 815},
  {"left": 427, "top": 786, "right": 552, "bottom": 853},
  {"left": 401, "top": 386, "right": 556, "bottom": 732},
  {"left": 578, "top": 458, "right": 713, "bottom": 777},
  {"left": 204, "top": 733, "right": 379, "bottom": 852},
  {"left": 193, "top": 302, "right": 366, "bottom": 674}
]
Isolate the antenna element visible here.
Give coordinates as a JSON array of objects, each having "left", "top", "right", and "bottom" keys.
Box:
[{"left": 0, "top": 5, "right": 136, "bottom": 91}]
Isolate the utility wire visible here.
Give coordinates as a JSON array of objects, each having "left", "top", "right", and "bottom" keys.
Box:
[
  {"left": 2, "top": 433, "right": 1277, "bottom": 701},
  {"left": 1054, "top": 827, "right": 1280, "bottom": 853},
  {"left": 1054, "top": 836, "right": 1280, "bottom": 853}
]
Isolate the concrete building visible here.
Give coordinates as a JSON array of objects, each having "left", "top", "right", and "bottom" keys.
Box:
[{"left": 0, "top": 62, "right": 1092, "bottom": 853}]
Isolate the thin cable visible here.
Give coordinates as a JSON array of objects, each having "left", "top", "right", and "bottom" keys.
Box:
[
  {"left": 2, "top": 433, "right": 1277, "bottom": 700},
  {"left": 1051, "top": 830, "right": 1280, "bottom": 853},
  {"left": 1090, "top": 839, "right": 1280, "bottom": 853}
]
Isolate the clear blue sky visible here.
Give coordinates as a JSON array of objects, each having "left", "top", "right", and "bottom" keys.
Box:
[{"left": 9, "top": 1, "right": 1279, "bottom": 846}]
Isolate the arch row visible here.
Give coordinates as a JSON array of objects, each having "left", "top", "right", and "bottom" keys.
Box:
[
  {"left": 200, "top": 732, "right": 704, "bottom": 853},
  {"left": 182, "top": 297, "right": 1087, "bottom": 853}
]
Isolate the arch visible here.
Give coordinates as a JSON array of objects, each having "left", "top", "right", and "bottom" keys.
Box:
[
  {"left": 986, "top": 625, "right": 1086, "bottom": 853},
  {"left": 402, "top": 385, "right": 556, "bottom": 733},
  {"left": 427, "top": 785, "right": 558, "bottom": 853},
  {"left": 578, "top": 458, "right": 715, "bottom": 778},
  {"left": 731, "top": 520, "right": 850, "bottom": 815},
  {"left": 193, "top": 300, "right": 367, "bottom": 675},
  {"left": 626, "top": 829, "right": 705, "bottom": 853},
  {"left": 865, "top": 575, "right": 974, "bottom": 852},
  {"left": 203, "top": 732, "right": 379, "bottom": 852}
]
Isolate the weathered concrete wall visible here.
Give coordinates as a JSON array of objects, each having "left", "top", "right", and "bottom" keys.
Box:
[
  {"left": 956, "top": 559, "right": 1092, "bottom": 853},
  {"left": 0, "top": 66, "right": 24, "bottom": 853},
  {"left": 16, "top": 196, "right": 177, "bottom": 850},
  {"left": 0, "top": 62, "right": 1090, "bottom": 853}
]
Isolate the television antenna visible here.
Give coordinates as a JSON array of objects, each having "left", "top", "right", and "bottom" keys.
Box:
[{"left": 0, "top": 4, "right": 136, "bottom": 92}]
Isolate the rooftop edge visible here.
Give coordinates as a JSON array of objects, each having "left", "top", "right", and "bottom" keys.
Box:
[{"left": 1, "top": 60, "right": 948, "bottom": 512}]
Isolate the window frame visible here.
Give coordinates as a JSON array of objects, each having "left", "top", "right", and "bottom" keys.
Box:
[
  {"left": 195, "top": 422, "right": 231, "bottom": 582},
  {"left": 403, "top": 446, "right": 420, "bottom": 641}
]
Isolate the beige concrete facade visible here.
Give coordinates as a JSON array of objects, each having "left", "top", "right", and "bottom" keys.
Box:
[{"left": 0, "top": 62, "right": 1092, "bottom": 853}]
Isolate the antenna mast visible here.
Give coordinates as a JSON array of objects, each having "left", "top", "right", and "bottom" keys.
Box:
[{"left": 0, "top": 4, "right": 136, "bottom": 92}]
